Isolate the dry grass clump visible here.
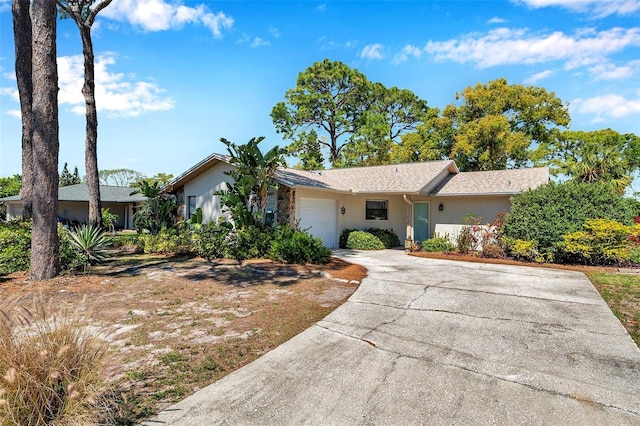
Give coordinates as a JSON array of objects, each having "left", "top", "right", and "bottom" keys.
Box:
[{"left": 0, "top": 296, "right": 108, "bottom": 425}]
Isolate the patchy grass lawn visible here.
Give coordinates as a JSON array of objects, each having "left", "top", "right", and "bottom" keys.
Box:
[
  {"left": 587, "top": 272, "right": 640, "bottom": 346},
  {"left": 411, "top": 251, "right": 640, "bottom": 348},
  {"left": 0, "top": 252, "right": 366, "bottom": 424}
]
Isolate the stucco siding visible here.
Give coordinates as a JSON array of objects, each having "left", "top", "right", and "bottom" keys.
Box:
[{"left": 182, "top": 162, "right": 235, "bottom": 224}]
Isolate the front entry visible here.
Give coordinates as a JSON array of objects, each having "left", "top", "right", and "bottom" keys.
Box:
[{"left": 413, "top": 202, "right": 430, "bottom": 242}]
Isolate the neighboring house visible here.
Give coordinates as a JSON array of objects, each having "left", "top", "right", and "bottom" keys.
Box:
[
  {"left": 0, "top": 184, "right": 146, "bottom": 230},
  {"left": 164, "top": 154, "right": 549, "bottom": 248}
]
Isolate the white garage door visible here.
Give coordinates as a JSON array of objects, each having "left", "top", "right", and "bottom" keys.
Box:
[{"left": 299, "top": 197, "right": 337, "bottom": 249}]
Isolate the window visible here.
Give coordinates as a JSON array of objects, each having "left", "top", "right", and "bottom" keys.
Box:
[
  {"left": 366, "top": 200, "right": 388, "bottom": 220},
  {"left": 265, "top": 193, "right": 277, "bottom": 226},
  {"left": 188, "top": 196, "right": 196, "bottom": 219}
]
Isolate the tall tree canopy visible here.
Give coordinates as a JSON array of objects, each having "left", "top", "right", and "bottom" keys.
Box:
[
  {"left": 98, "top": 168, "right": 145, "bottom": 187},
  {"left": 59, "top": 162, "right": 81, "bottom": 186},
  {"left": 272, "top": 59, "right": 431, "bottom": 167},
  {"left": 535, "top": 129, "right": 640, "bottom": 193},
  {"left": 395, "top": 78, "right": 570, "bottom": 171},
  {"left": 56, "top": 0, "right": 113, "bottom": 228}
]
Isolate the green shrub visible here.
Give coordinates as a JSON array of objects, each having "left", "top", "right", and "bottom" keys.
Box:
[
  {"left": 67, "top": 225, "right": 111, "bottom": 271},
  {"left": 231, "top": 225, "right": 275, "bottom": 261},
  {"left": 503, "top": 238, "right": 548, "bottom": 263},
  {"left": 364, "top": 228, "right": 401, "bottom": 248},
  {"left": 193, "top": 220, "right": 233, "bottom": 260},
  {"left": 0, "top": 221, "right": 31, "bottom": 275},
  {"left": 339, "top": 229, "right": 357, "bottom": 249},
  {"left": 139, "top": 228, "right": 194, "bottom": 254},
  {"left": 0, "top": 221, "right": 86, "bottom": 275},
  {"left": 503, "top": 181, "right": 637, "bottom": 257},
  {"left": 421, "top": 236, "right": 455, "bottom": 253},
  {"left": 110, "top": 233, "right": 141, "bottom": 250},
  {"left": 557, "top": 218, "right": 634, "bottom": 265},
  {"left": 270, "top": 226, "right": 331, "bottom": 264},
  {"left": 346, "top": 231, "right": 385, "bottom": 250}
]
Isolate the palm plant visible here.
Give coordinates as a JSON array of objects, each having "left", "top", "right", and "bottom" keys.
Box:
[{"left": 67, "top": 225, "right": 110, "bottom": 271}]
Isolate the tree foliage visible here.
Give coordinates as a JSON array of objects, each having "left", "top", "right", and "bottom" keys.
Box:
[
  {"left": 131, "top": 180, "right": 177, "bottom": 235},
  {"left": 535, "top": 129, "right": 640, "bottom": 193},
  {"left": 217, "top": 137, "right": 286, "bottom": 228},
  {"left": 98, "top": 168, "right": 145, "bottom": 187},
  {"left": 272, "top": 59, "right": 431, "bottom": 167},
  {"left": 0, "top": 175, "right": 22, "bottom": 198},
  {"left": 395, "top": 78, "right": 570, "bottom": 171},
  {"left": 59, "top": 162, "right": 81, "bottom": 186},
  {"left": 502, "top": 181, "right": 638, "bottom": 258}
]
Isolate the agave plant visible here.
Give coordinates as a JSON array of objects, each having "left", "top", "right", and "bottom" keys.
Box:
[{"left": 67, "top": 225, "right": 111, "bottom": 271}]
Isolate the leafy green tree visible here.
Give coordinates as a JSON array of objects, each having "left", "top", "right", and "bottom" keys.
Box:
[
  {"left": 342, "top": 84, "right": 431, "bottom": 166},
  {"left": 217, "top": 137, "right": 286, "bottom": 227},
  {"left": 59, "top": 162, "right": 81, "bottom": 186},
  {"left": 0, "top": 175, "right": 22, "bottom": 198},
  {"left": 98, "top": 168, "right": 145, "bottom": 186},
  {"left": 57, "top": 0, "right": 114, "bottom": 229},
  {"left": 404, "top": 78, "right": 570, "bottom": 171},
  {"left": 535, "top": 129, "right": 640, "bottom": 193},
  {"left": 287, "top": 130, "right": 324, "bottom": 170},
  {"left": 272, "top": 60, "right": 431, "bottom": 167},
  {"left": 272, "top": 59, "right": 370, "bottom": 166},
  {"left": 391, "top": 109, "right": 450, "bottom": 163}
]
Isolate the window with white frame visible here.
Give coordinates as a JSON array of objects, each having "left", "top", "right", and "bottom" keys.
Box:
[
  {"left": 265, "top": 192, "right": 277, "bottom": 225},
  {"left": 366, "top": 200, "right": 388, "bottom": 220}
]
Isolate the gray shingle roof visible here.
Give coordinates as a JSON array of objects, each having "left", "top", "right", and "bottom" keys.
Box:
[
  {"left": 275, "top": 160, "right": 459, "bottom": 194},
  {"left": 431, "top": 167, "right": 550, "bottom": 196},
  {"left": 0, "top": 184, "right": 147, "bottom": 203}
]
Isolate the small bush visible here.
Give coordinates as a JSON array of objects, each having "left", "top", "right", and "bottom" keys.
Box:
[
  {"left": 0, "top": 297, "right": 108, "bottom": 425},
  {"left": 231, "top": 225, "right": 275, "bottom": 261},
  {"left": 67, "top": 225, "right": 111, "bottom": 271},
  {"left": 557, "top": 218, "right": 635, "bottom": 265},
  {"left": 270, "top": 226, "right": 331, "bottom": 264},
  {"left": 193, "top": 220, "right": 233, "bottom": 260},
  {"left": 364, "top": 228, "right": 401, "bottom": 248},
  {"left": 421, "top": 237, "right": 455, "bottom": 253},
  {"left": 0, "top": 221, "right": 87, "bottom": 274},
  {"left": 456, "top": 226, "right": 475, "bottom": 254},
  {"left": 339, "top": 229, "right": 357, "bottom": 249},
  {"left": 139, "top": 228, "right": 193, "bottom": 254},
  {"left": 504, "top": 238, "right": 548, "bottom": 263},
  {"left": 346, "top": 231, "right": 385, "bottom": 250},
  {"left": 482, "top": 243, "right": 505, "bottom": 259}
]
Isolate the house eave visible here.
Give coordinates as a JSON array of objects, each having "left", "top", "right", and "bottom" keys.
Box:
[
  {"left": 165, "top": 153, "right": 230, "bottom": 192},
  {"left": 431, "top": 191, "right": 521, "bottom": 197}
]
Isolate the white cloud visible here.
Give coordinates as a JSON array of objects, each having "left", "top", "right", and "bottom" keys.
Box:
[
  {"left": 317, "top": 4, "right": 327, "bottom": 12},
  {"left": 0, "top": 87, "right": 18, "bottom": 103},
  {"left": 269, "top": 27, "right": 280, "bottom": 38},
  {"left": 487, "top": 17, "right": 507, "bottom": 24},
  {"left": 101, "top": 0, "right": 233, "bottom": 37},
  {"left": 524, "top": 69, "right": 554, "bottom": 84},
  {"left": 251, "top": 37, "right": 270, "bottom": 48},
  {"left": 517, "top": 0, "right": 640, "bottom": 17},
  {"left": 571, "top": 93, "right": 640, "bottom": 121},
  {"left": 424, "top": 27, "right": 640, "bottom": 69},
  {"left": 318, "top": 36, "right": 358, "bottom": 51},
  {"left": 589, "top": 60, "right": 640, "bottom": 80},
  {"left": 0, "top": 0, "right": 10, "bottom": 13},
  {"left": 360, "top": 43, "right": 384, "bottom": 60},
  {"left": 57, "top": 54, "right": 175, "bottom": 117},
  {"left": 392, "top": 44, "right": 423, "bottom": 64}
]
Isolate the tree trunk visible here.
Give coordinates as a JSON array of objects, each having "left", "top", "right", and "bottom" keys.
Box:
[
  {"left": 12, "top": 0, "right": 34, "bottom": 219},
  {"left": 80, "top": 24, "right": 102, "bottom": 228},
  {"left": 30, "top": 0, "right": 59, "bottom": 280}
]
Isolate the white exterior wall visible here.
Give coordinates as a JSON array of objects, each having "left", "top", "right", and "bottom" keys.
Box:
[
  {"left": 294, "top": 189, "right": 410, "bottom": 245},
  {"left": 182, "top": 162, "right": 235, "bottom": 224},
  {"left": 5, "top": 201, "right": 138, "bottom": 229}
]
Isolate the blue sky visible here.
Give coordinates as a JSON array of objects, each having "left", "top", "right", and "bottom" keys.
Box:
[{"left": 1, "top": 0, "right": 639, "bottom": 185}]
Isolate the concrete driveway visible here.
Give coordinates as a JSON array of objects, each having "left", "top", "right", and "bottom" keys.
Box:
[{"left": 147, "top": 249, "right": 640, "bottom": 425}]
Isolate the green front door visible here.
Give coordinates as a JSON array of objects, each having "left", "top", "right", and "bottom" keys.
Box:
[{"left": 413, "top": 202, "right": 430, "bottom": 242}]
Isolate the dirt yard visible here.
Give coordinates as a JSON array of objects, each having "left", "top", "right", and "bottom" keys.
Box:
[{"left": 0, "top": 253, "right": 366, "bottom": 423}]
